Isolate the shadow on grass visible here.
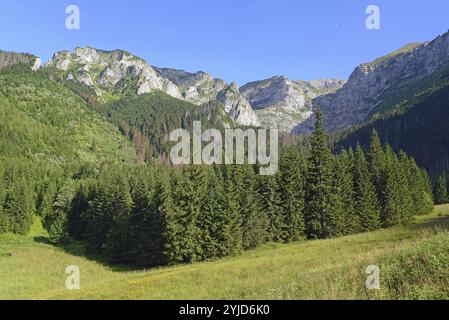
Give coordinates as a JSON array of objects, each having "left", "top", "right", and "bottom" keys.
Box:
[
  {"left": 409, "top": 214, "right": 449, "bottom": 231},
  {"left": 33, "top": 236, "right": 135, "bottom": 272}
]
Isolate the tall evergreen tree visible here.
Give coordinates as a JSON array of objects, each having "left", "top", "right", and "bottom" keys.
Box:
[
  {"left": 353, "top": 145, "right": 381, "bottom": 231},
  {"left": 128, "top": 172, "right": 165, "bottom": 267},
  {"left": 222, "top": 165, "right": 244, "bottom": 256},
  {"left": 46, "top": 180, "right": 76, "bottom": 244},
  {"left": 367, "top": 129, "right": 385, "bottom": 198},
  {"left": 170, "top": 166, "right": 207, "bottom": 263},
  {"left": 197, "top": 167, "right": 226, "bottom": 259},
  {"left": 328, "top": 154, "right": 348, "bottom": 236},
  {"left": 278, "top": 148, "right": 305, "bottom": 242},
  {"left": 435, "top": 174, "right": 449, "bottom": 204},
  {"left": 336, "top": 149, "right": 360, "bottom": 234},
  {"left": 105, "top": 171, "right": 134, "bottom": 263},
  {"left": 259, "top": 174, "right": 284, "bottom": 242},
  {"left": 157, "top": 172, "right": 180, "bottom": 265},
  {"left": 305, "top": 109, "right": 334, "bottom": 239},
  {"left": 381, "top": 146, "right": 403, "bottom": 227},
  {"left": 68, "top": 181, "right": 91, "bottom": 241},
  {"left": 397, "top": 151, "right": 414, "bottom": 223},
  {"left": 3, "top": 178, "right": 33, "bottom": 235},
  {"left": 85, "top": 182, "right": 113, "bottom": 253}
]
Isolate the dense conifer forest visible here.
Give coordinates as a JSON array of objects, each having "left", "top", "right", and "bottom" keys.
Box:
[{"left": 0, "top": 71, "right": 435, "bottom": 267}]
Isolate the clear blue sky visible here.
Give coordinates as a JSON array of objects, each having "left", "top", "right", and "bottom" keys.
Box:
[{"left": 0, "top": 0, "right": 448, "bottom": 85}]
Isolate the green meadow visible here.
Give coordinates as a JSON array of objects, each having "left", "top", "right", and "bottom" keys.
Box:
[{"left": 1, "top": 205, "right": 449, "bottom": 300}]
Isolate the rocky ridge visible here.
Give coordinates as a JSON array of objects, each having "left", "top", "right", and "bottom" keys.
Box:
[
  {"left": 240, "top": 76, "right": 344, "bottom": 132},
  {"left": 45, "top": 47, "right": 183, "bottom": 100},
  {"left": 294, "top": 31, "right": 449, "bottom": 134}
]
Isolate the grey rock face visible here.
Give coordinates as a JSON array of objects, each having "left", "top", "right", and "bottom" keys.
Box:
[
  {"left": 155, "top": 67, "right": 227, "bottom": 105},
  {"left": 216, "top": 83, "right": 260, "bottom": 127},
  {"left": 294, "top": 31, "right": 449, "bottom": 134},
  {"left": 240, "top": 76, "right": 344, "bottom": 132},
  {"left": 46, "top": 47, "right": 183, "bottom": 100}
]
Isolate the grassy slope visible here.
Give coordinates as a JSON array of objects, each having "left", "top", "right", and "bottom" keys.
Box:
[{"left": 1, "top": 206, "right": 449, "bottom": 300}]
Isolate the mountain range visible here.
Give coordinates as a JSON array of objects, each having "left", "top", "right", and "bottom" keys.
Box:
[
  {"left": 2, "top": 29, "right": 449, "bottom": 174},
  {"left": 5, "top": 29, "right": 445, "bottom": 136}
]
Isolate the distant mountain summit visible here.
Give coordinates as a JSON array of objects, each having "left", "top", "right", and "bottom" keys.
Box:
[
  {"left": 45, "top": 47, "right": 183, "bottom": 100},
  {"left": 28, "top": 29, "right": 449, "bottom": 134},
  {"left": 240, "top": 76, "right": 344, "bottom": 132},
  {"left": 294, "top": 31, "right": 449, "bottom": 134}
]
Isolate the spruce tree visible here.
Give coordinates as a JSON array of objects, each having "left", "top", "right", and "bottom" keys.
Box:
[
  {"left": 367, "top": 129, "right": 385, "bottom": 197},
  {"left": 435, "top": 174, "right": 449, "bottom": 204},
  {"left": 0, "top": 177, "right": 8, "bottom": 233},
  {"left": 128, "top": 173, "right": 165, "bottom": 267},
  {"left": 46, "top": 180, "right": 76, "bottom": 244},
  {"left": 259, "top": 174, "right": 284, "bottom": 242},
  {"left": 381, "top": 146, "right": 403, "bottom": 227},
  {"left": 353, "top": 145, "right": 381, "bottom": 231},
  {"left": 397, "top": 151, "right": 414, "bottom": 223},
  {"left": 336, "top": 149, "right": 360, "bottom": 234},
  {"left": 197, "top": 167, "right": 225, "bottom": 259},
  {"left": 157, "top": 171, "right": 181, "bottom": 265},
  {"left": 278, "top": 147, "right": 305, "bottom": 242},
  {"left": 305, "top": 109, "right": 334, "bottom": 239},
  {"left": 68, "top": 181, "right": 90, "bottom": 241},
  {"left": 105, "top": 172, "right": 133, "bottom": 263},
  {"left": 222, "top": 165, "right": 244, "bottom": 256},
  {"left": 330, "top": 153, "right": 351, "bottom": 236},
  {"left": 3, "top": 179, "right": 33, "bottom": 235},
  {"left": 169, "top": 166, "right": 206, "bottom": 263},
  {"left": 85, "top": 182, "right": 113, "bottom": 253}
]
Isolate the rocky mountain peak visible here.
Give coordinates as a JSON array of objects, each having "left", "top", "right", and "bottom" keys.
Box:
[
  {"left": 292, "top": 30, "right": 449, "bottom": 135},
  {"left": 155, "top": 67, "right": 227, "bottom": 105},
  {"left": 45, "top": 47, "right": 182, "bottom": 100},
  {"left": 216, "top": 84, "right": 260, "bottom": 127},
  {"left": 239, "top": 76, "right": 343, "bottom": 132}
]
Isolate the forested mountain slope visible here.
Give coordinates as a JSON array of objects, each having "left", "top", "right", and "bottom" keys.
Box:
[
  {"left": 102, "top": 91, "right": 234, "bottom": 159},
  {"left": 335, "top": 81, "right": 449, "bottom": 176},
  {"left": 0, "top": 70, "right": 133, "bottom": 165}
]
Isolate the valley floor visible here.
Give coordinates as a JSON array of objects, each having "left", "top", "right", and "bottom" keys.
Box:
[{"left": 1, "top": 205, "right": 449, "bottom": 300}]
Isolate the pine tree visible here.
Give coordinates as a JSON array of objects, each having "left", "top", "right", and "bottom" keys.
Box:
[
  {"left": 3, "top": 178, "right": 33, "bottom": 235},
  {"left": 168, "top": 166, "right": 207, "bottom": 263},
  {"left": 259, "top": 174, "right": 284, "bottom": 242},
  {"left": 305, "top": 109, "right": 334, "bottom": 239},
  {"left": 221, "top": 165, "right": 244, "bottom": 256},
  {"left": 336, "top": 149, "right": 360, "bottom": 234},
  {"left": 407, "top": 159, "right": 434, "bottom": 215},
  {"left": 278, "top": 148, "right": 305, "bottom": 242},
  {"left": 68, "top": 181, "right": 91, "bottom": 240},
  {"left": 38, "top": 181, "right": 57, "bottom": 222},
  {"left": 381, "top": 146, "right": 403, "bottom": 227},
  {"left": 85, "top": 182, "right": 113, "bottom": 253},
  {"left": 435, "top": 174, "right": 449, "bottom": 204},
  {"left": 397, "top": 151, "right": 414, "bottom": 223},
  {"left": 353, "top": 145, "right": 381, "bottom": 231},
  {"left": 242, "top": 182, "right": 268, "bottom": 249},
  {"left": 328, "top": 154, "right": 348, "bottom": 236},
  {"left": 0, "top": 176, "right": 8, "bottom": 233},
  {"left": 197, "top": 167, "right": 225, "bottom": 259},
  {"left": 367, "top": 129, "right": 385, "bottom": 197},
  {"left": 157, "top": 171, "right": 180, "bottom": 266},
  {"left": 46, "top": 180, "right": 76, "bottom": 244},
  {"left": 128, "top": 172, "right": 165, "bottom": 267},
  {"left": 105, "top": 171, "right": 133, "bottom": 263}
]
